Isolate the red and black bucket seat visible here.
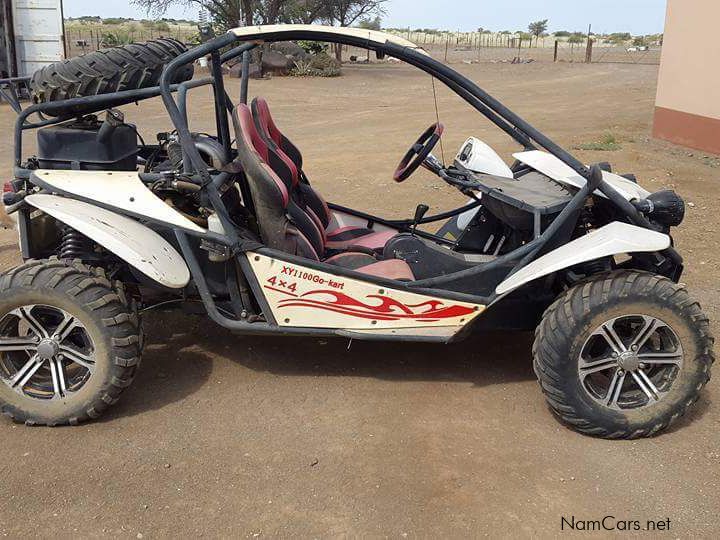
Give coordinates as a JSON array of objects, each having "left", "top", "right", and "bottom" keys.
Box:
[
  {"left": 250, "top": 97, "right": 398, "bottom": 252},
  {"left": 231, "top": 103, "right": 414, "bottom": 281}
]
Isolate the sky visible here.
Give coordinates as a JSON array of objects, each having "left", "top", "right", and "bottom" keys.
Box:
[{"left": 63, "top": 0, "right": 669, "bottom": 35}]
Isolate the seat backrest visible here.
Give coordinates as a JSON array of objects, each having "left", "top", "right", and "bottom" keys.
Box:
[
  {"left": 231, "top": 104, "right": 325, "bottom": 260},
  {"left": 251, "top": 97, "right": 304, "bottom": 170},
  {"left": 251, "top": 97, "right": 332, "bottom": 229}
]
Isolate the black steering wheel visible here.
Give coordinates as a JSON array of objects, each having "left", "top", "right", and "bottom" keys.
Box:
[{"left": 393, "top": 122, "right": 444, "bottom": 182}]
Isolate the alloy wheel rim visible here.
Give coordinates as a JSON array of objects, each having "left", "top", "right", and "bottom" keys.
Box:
[
  {"left": 578, "top": 314, "right": 683, "bottom": 410},
  {"left": 0, "top": 305, "right": 96, "bottom": 400}
]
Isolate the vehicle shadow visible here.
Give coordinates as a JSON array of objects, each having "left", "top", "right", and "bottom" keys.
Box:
[
  {"left": 102, "top": 310, "right": 712, "bottom": 432},
  {"left": 100, "top": 313, "right": 217, "bottom": 421},
  {"left": 105, "top": 310, "right": 536, "bottom": 421},
  {"left": 229, "top": 331, "right": 535, "bottom": 386},
  {"left": 104, "top": 310, "right": 535, "bottom": 420}
]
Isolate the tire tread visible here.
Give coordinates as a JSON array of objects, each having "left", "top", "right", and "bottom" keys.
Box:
[
  {"left": 0, "top": 258, "right": 142, "bottom": 426},
  {"left": 533, "top": 270, "right": 714, "bottom": 439}
]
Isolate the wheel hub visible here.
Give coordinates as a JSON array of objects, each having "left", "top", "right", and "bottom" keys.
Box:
[
  {"left": 578, "top": 314, "right": 683, "bottom": 410},
  {"left": 36, "top": 338, "right": 59, "bottom": 360},
  {"left": 0, "top": 304, "right": 96, "bottom": 400},
  {"left": 617, "top": 351, "right": 640, "bottom": 372}
]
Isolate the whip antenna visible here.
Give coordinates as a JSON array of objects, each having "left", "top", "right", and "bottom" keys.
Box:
[{"left": 431, "top": 76, "right": 446, "bottom": 166}]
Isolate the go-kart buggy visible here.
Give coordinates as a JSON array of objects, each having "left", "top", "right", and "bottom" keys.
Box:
[{"left": 0, "top": 25, "right": 713, "bottom": 437}]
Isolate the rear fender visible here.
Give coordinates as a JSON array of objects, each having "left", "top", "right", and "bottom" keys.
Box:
[
  {"left": 25, "top": 194, "right": 190, "bottom": 289},
  {"left": 495, "top": 222, "right": 671, "bottom": 296}
]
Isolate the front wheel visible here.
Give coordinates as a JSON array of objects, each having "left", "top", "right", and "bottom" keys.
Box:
[
  {"left": 533, "top": 271, "right": 714, "bottom": 438},
  {"left": 0, "top": 258, "right": 142, "bottom": 426}
]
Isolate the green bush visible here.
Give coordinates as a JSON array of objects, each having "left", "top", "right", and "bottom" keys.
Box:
[
  {"left": 291, "top": 53, "right": 341, "bottom": 77},
  {"left": 100, "top": 31, "right": 132, "bottom": 47},
  {"left": 607, "top": 32, "right": 631, "bottom": 43},
  {"left": 297, "top": 40, "right": 327, "bottom": 55},
  {"left": 574, "top": 133, "right": 622, "bottom": 151}
]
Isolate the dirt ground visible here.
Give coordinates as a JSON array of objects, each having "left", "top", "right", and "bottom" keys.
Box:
[{"left": 0, "top": 60, "right": 719, "bottom": 538}]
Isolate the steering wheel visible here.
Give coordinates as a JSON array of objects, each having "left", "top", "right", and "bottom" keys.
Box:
[{"left": 393, "top": 122, "right": 444, "bottom": 182}]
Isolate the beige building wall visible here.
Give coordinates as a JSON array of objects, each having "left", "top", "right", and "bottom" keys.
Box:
[{"left": 653, "top": 0, "right": 720, "bottom": 154}]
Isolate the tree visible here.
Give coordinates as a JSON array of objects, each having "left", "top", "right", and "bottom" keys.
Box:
[
  {"left": 282, "top": 0, "right": 328, "bottom": 24},
  {"left": 131, "top": 0, "right": 254, "bottom": 29},
  {"left": 528, "top": 19, "right": 548, "bottom": 47},
  {"left": 329, "top": 1, "right": 387, "bottom": 59},
  {"left": 607, "top": 32, "right": 631, "bottom": 43},
  {"left": 131, "top": 0, "right": 385, "bottom": 60},
  {"left": 358, "top": 15, "right": 382, "bottom": 30}
]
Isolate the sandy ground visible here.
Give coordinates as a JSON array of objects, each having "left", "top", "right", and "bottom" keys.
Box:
[{"left": 0, "top": 61, "right": 718, "bottom": 538}]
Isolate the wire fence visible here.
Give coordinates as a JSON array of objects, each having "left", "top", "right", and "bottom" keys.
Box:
[
  {"left": 61, "top": 26, "right": 661, "bottom": 66},
  {"left": 589, "top": 45, "right": 661, "bottom": 65},
  {"left": 63, "top": 27, "right": 198, "bottom": 58},
  {"left": 552, "top": 40, "right": 661, "bottom": 64}
]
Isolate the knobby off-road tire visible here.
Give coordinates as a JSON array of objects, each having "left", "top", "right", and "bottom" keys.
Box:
[
  {"left": 533, "top": 270, "right": 714, "bottom": 439},
  {"left": 0, "top": 258, "right": 142, "bottom": 426},
  {"left": 30, "top": 38, "right": 194, "bottom": 105}
]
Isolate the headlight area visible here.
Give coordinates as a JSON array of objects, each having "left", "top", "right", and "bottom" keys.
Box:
[{"left": 632, "top": 189, "right": 686, "bottom": 230}]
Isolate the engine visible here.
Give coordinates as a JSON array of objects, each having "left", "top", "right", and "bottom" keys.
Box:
[{"left": 27, "top": 111, "right": 239, "bottom": 273}]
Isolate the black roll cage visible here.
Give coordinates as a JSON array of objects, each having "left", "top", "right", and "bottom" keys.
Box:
[
  {"left": 10, "top": 28, "right": 681, "bottom": 341},
  {"left": 157, "top": 30, "right": 679, "bottom": 267}
]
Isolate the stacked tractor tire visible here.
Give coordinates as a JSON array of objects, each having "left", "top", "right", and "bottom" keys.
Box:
[{"left": 30, "top": 38, "right": 194, "bottom": 105}]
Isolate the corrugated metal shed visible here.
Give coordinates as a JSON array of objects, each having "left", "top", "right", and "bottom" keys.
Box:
[{"left": 2, "top": 0, "right": 65, "bottom": 77}]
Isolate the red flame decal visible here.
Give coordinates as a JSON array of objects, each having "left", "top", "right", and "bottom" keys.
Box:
[{"left": 273, "top": 289, "right": 474, "bottom": 321}]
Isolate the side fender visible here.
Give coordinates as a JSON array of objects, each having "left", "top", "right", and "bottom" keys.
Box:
[
  {"left": 495, "top": 222, "right": 670, "bottom": 296},
  {"left": 25, "top": 194, "right": 190, "bottom": 289}
]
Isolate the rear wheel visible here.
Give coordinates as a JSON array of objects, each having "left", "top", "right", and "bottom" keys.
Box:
[
  {"left": 0, "top": 259, "right": 142, "bottom": 426},
  {"left": 533, "top": 271, "right": 714, "bottom": 438}
]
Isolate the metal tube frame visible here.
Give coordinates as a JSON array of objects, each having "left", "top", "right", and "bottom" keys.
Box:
[
  {"left": 13, "top": 77, "right": 215, "bottom": 168},
  {"left": 9, "top": 29, "right": 681, "bottom": 339}
]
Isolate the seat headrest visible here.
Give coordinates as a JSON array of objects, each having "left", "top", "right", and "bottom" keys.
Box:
[
  {"left": 253, "top": 97, "right": 283, "bottom": 146},
  {"left": 233, "top": 104, "right": 289, "bottom": 206},
  {"left": 235, "top": 104, "right": 269, "bottom": 162},
  {"left": 251, "top": 98, "right": 299, "bottom": 186},
  {"left": 236, "top": 103, "right": 297, "bottom": 191}
]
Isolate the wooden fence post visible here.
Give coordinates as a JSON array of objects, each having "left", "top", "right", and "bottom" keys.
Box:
[
  {"left": 585, "top": 38, "right": 593, "bottom": 63},
  {"left": 554, "top": 40, "right": 559, "bottom": 62}
]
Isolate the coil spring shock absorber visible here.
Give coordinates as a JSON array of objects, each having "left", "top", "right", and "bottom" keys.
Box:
[{"left": 59, "top": 226, "right": 95, "bottom": 261}]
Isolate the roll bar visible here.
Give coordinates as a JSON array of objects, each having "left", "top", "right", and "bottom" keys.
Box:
[{"left": 10, "top": 28, "right": 679, "bottom": 316}]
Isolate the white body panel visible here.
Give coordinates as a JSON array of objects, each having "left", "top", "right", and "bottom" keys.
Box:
[
  {"left": 26, "top": 194, "right": 190, "bottom": 289},
  {"left": 31, "top": 170, "right": 205, "bottom": 233},
  {"left": 12, "top": 0, "right": 65, "bottom": 76},
  {"left": 455, "top": 137, "right": 514, "bottom": 178},
  {"left": 247, "top": 252, "right": 484, "bottom": 330},
  {"left": 455, "top": 197, "right": 482, "bottom": 231},
  {"left": 512, "top": 150, "right": 650, "bottom": 201},
  {"left": 495, "top": 222, "right": 670, "bottom": 295},
  {"left": 229, "top": 24, "right": 428, "bottom": 55}
]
